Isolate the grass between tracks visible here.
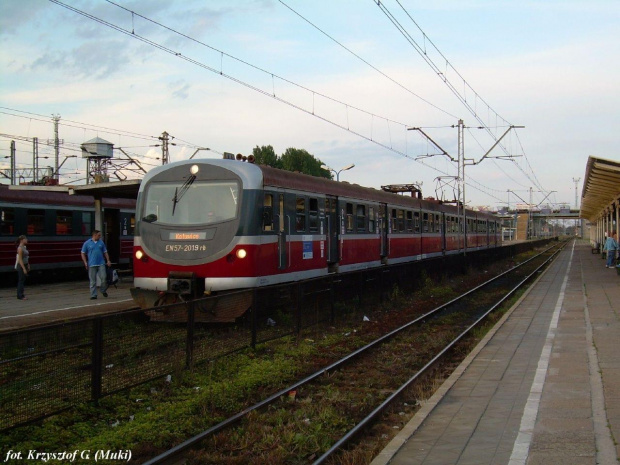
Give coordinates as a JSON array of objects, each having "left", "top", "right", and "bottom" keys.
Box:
[{"left": 0, "top": 255, "right": 533, "bottom": 465}]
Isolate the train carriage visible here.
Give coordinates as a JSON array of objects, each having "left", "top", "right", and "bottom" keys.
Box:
[
  {"left": 131, "top": 158, "right": 501, "bottom": 319},
  {"left": 0, "top": 185, "right": 135, "bottom": 278}
]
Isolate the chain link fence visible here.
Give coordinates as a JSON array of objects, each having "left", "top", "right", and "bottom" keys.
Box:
[{"left": 0, "top": 240, "right": 543, "bottom": 431}]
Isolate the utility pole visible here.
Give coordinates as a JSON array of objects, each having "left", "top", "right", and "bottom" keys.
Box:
[
  {"left": 51, "top": 114, "right": 61, "bottom": 180},
  {"left": 529, "top": 187, "right": 533, "bottom": 239},
  {"left": 572, "top": 177, "right": 580, "bottom": 209},
  {"left": 10, "top": 140, "right": 16, "bottom": 185},
  {"left": 33, "top": 137, "right": 39, "bottom": 183},
  {"left": 411, "top": 121, "right": 523, "bottom": 248},
  {"left": 159, "top": 131, "right": 173, "bottom": 165},
  {"left": 457, "top": 119, "right": 465, "bottom": 250},
  {"left": 572, "top": 177, "right": 581, "bottom": 236}
]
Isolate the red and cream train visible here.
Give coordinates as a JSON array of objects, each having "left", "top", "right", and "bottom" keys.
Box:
[
  {"left": 131, "top": 158, "right": 500, "bottom": 311},
  {"left": 0, "top": 185, "right": 135, "bottom": 278}
]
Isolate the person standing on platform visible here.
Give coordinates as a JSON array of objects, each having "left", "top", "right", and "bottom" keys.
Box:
[
  {"left": 603, "top": 231, "right": 618, "bottom": 268},
  {"left": 81, "top": 230, "right": 112, "bottom": 299},
  {"left": 15, "top": 235, "right": 30, "bottom": 300}
]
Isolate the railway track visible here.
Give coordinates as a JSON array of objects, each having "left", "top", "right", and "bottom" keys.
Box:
[{"left": 144, "top": 242, "right": 565, "bottom": 464}]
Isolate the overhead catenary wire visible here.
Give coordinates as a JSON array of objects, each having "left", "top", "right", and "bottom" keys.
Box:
[
  {"left": 98, "top": 0, "right": 414, "bottom": 132},
  {"left": 276, "top": 0, "right": 459, "bottom": 120},
  {"left": 0, "top": 108, "right": 159, "bottom": 143},
  {"left": 373, "top": 0, "right": 546, "bottom": 194},
  {"left": 47, "top": 0, "right": 512, "bottom": 204}
]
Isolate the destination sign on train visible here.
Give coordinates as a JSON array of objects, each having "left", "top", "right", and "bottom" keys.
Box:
[{"left": 169, "top": 232, "right": 207, "bottom": 240}]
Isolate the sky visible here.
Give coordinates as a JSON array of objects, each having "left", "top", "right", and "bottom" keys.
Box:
[{"left": 1, "top": 0, "right": 618, "bottom": 210}]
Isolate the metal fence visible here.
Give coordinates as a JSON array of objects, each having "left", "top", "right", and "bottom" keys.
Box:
[{"left": 0, "top": 240, "right": 544, "bottom": 431}]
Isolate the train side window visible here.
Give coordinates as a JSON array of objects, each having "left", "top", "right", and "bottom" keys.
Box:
[
  {"left": 296, "top": 197, "right": 306, "bottom": 232},
  {"left": 356, "top": 204, "right": 366, "bottom": 232},
  {"left": 309, "top": 198, "right": 319, "bottom": 232},
  {"left": 0, "top": 208, "right": 15, "bottom": 235},
  {"left": 368, "top": 206, "right": 375, "bottom": 233},
  {"left": 27, "top": 209, "right": 45, "bottom": 235},
  {"left": 405, "top": 211, "right": 413, "bottom": 232},
  {"left": 56, "top": 210, "right": 73, "bottom": 235},
  {"left": 263, "top": 194, "right": 274, "bottom": 231},
  {"left": 423, "top": 212, "right": 429, "bottom": 233},
  {"left": 414, "top": 212, "right": 420, "bottom": 233},
  {"left": 435, "top": 214, "right": 441, "bottom": 233},
  {"left": 397, "top": 209, "right": 404, "bottom": 232},
  {"left": 325, "top": 198, "right": 333, "bottom": 214},
  {"left": 346, "top": 203, "right": 354, "bottom": 232},
  {"left": 391, "top": 209, "right": 397, "bottom": 232},
  {"left": 81, "top": 212, "right": 93, "bottom": 235}
]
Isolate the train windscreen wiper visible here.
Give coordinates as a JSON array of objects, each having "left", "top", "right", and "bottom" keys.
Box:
[{"left": 171, "top": 175, "right": 196, "bottom": 216}]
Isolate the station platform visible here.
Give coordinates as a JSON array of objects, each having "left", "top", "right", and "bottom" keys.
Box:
[
  {"left": 373, "top": 240, "right": 620, "bottom": 465},
  {"left": 0, "top": 275, "right": 136, "bottom": 332}
]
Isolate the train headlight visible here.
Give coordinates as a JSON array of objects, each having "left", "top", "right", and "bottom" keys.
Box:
[
  {"left": 190, "top": 164, "right": 199, "bottom": 175},
  {"left": 236, "top": 248, "right": 247, "bottom": 259},
  {"left": 135, "top": 250, "right": 144, "bottom": 260}
]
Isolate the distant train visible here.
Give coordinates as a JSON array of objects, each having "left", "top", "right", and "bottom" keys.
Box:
[
  {"left": 0, "top": 185, "right": 135, "bottom": 279},
  {"left": 131, "top": 158, "right": 501, "bottom": 319}
]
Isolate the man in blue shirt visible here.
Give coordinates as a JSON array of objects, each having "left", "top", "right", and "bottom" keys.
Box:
[{"left": 81, "top": 230, "right": 112, "bottom": 300}]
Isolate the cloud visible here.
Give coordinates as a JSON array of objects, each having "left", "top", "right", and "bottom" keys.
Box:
[
  {"left": 30, "top": 40, "right": 132, "bottom": 79},
  {"left": 169, "top": 80, "right": 191, "bottom": 100},
  {"left": 0, "top": 0, "right": 51, "bottom": 36}
]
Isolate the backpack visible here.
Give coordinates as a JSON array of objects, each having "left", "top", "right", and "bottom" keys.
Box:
[{"left": 106, "top": 267, "right": 119, "bottom": 288}]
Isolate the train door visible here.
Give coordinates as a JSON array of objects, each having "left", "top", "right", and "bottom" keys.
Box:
[
  {"left": 442, "top": 212, "right": 447, "bottom": 253},
  {"left": 486, "top": 220, "right": 490, "bottom": 247},
  {"left": 325, "top": 196, "right": 339, "bottom": 265},
  {"left": 379, "top": 204, "right": 389, "bottom": 259},
  {"left": 103, "top": 208, "right": 120, "bottom": 263},
  {"left": 277, "top": 193, "right": 288, "bottom": 270}
]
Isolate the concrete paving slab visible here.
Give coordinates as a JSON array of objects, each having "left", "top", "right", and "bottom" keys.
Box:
[{"left": 372, "top": 241, "right": 620, "bottom": 465}]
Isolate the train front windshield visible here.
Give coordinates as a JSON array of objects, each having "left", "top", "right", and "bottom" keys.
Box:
[{"left": 142, "top": 181, "right": 239, "bottom": 225}]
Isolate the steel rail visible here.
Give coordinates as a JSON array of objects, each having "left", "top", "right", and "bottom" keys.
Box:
[
  {"left": 144, "top": 243, "right": 564, "bottom": 465},
  {"left": 312, "top": 244, "right": 564, "bottom": 464}
]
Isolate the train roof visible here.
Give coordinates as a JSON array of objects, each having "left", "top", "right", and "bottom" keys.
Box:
[
  {"left": 139, "top": 159, "right": 497, "bottom": 219},
  {"left": 258, "top": 165, "right": 497, "bottom": 218},
  {"left": 0, "top": 185, "right": 135, "bottom": 209}
]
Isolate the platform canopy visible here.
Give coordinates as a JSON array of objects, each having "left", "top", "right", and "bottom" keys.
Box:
[
  {"left": 68, "top": 179, "right": 141, "bottom": 199},
  {"left": 580, "top": 156, "right": 620, "bottom": 222}
]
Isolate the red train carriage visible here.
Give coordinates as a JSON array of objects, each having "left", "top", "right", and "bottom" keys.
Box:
[
  {"left": 131, "top": 158, "right": 500, "bottom": 319},
  {"left": 0, "top": 185, "right": 135, "bottom": 277}
]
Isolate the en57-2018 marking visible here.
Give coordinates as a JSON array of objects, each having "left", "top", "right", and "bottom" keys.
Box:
[{"left": 165, "top": 244, "right": 206, "bottom": 252}]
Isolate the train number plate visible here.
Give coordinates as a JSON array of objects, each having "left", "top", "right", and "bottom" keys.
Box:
[{"left": 165, "top": 244, "right": 207, "bottom": 252}]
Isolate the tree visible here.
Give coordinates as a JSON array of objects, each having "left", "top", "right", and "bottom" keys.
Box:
[
  {"left": 252, "top": 145, "right": 280, "bottom": 168},
  {"left": 280, "top": 148, "right": 331, "bottom": 179},
  {"left": 251, "top": 145, "right": 332, "bottom": 179}
]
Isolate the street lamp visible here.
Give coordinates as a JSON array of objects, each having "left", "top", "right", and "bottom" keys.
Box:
[{"left": 320, "top": 163, "right": 355, "bottom": 181}]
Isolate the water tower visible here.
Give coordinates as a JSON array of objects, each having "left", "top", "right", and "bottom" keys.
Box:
[{"left": 81, "top": 137, "right": 113, "bottom": 184}]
